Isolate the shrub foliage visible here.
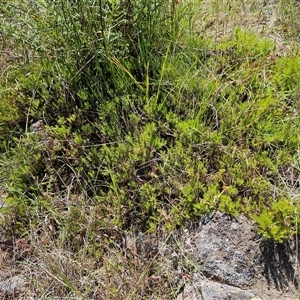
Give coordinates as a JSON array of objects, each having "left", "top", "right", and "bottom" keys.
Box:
[{"left": 1, "top": 0, "right": 300, "bottom": 245}]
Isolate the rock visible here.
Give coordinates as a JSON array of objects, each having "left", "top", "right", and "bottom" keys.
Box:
[
  {"left": 0, "top": 275, "right": 26, "bottom": 293},
  {"left": 188, "top": 212, "right": 259, "bottom": 288},
  {"left": 177, "top": 278, "right": 258, "bottom": 300},
  {"left": 30, "top": 119, "right": 45, "bottom": 134},
  {"left": 176, "top": 283, "right": 202, "bottom": 300},
  {"left": 175, "top": 211, "right": 298, "bottom": 299},
  {"left": 200, "top": 278, "right": 257, "bottom": 300}
]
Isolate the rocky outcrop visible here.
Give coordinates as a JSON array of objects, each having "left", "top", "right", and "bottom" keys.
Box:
[
  {"left": 131, "top": 211, "right": 299, "bottom": 299},
  {"left": 173, "top": 211, "right": 298, "bottom": 299}
]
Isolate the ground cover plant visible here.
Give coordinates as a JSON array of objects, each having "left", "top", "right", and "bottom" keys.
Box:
[{"left": 1, "top": 0, "right": 300, "bottom": 298}]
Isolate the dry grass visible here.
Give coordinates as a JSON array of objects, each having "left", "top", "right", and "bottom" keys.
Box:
[{"left": 194, "top": 0, "right": 297, "bottom": 54}]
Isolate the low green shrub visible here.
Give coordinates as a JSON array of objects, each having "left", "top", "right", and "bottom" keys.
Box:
[{"left": 1, "top": 0, "right": 300, "bottom": 247}]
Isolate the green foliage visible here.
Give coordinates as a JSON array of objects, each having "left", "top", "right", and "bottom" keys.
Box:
[
  {"left": 253, "top": 199, "right": 297, "bottom": 242},
  {"left": 1, "top": 0, "right": 300, "bottom": 253}
]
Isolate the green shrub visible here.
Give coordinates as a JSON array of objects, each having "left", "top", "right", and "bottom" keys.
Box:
[{"left": 1, "top": 0, "right": 300, "bottom": 245}]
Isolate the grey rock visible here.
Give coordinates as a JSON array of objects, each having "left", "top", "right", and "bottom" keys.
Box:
[
  {"left": 177, "top": 278, "right": 257, "bottom": 300},
  {"left": 186, "top": 212, "right": 259, "bottom": 288},
  {"left": 176, "top": 211, "right": 298, "bottom": 299},
  {"left": 30, "top": 119, "right": 45, "bottom": 134},
  {"left": 201, "top": 278, "right": 256, "bottom": 300},
  {"left": 0, "top": 275, "right": 26, "bottom": 293},
  {"left": 177, "top": 283, "right": 203, "bottom": 300}
]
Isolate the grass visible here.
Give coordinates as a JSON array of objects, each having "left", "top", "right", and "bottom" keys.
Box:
[{"left": 1, "top": 0, "right": 300, "bottom": 298}]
